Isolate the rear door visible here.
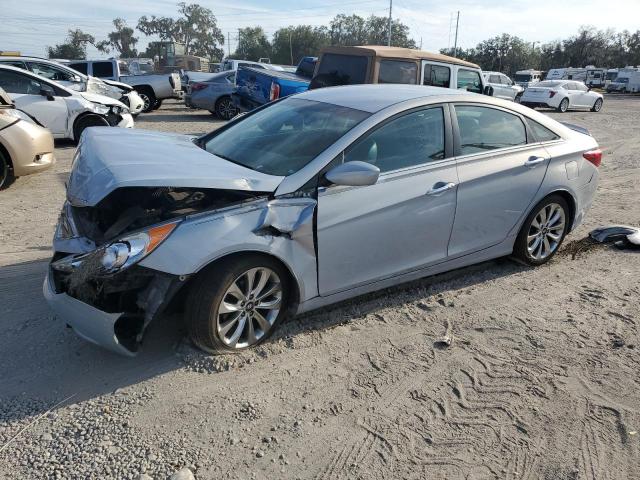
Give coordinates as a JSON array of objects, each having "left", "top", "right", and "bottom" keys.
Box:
[
  {"left": 422, "top": 62, "right": 451, "bottom": 89},
  {"left": 317, "top": 105, "right": 458, "bottom": 295},
  {"left": 448, "top": 104, "right": 549, "bottom": 256},
  {"left": 0, "top": 69, "right": 69, "bottom": 136}
]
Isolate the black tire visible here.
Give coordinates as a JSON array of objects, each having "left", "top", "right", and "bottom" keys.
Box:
[
  {"left": 557, "top": 98, "right": 569, "bottom": 113},
  {"left": 514, "top": 93, "right": 523, "bottom": 104},
  {"left": 0, "top": 150, "right": 15, "bottom": 190},
  {"left": 513, "top": 194, "right": 570, "bottom": 266},
  {"left": 186, "top": 254, "right": 291, "bottom": 354},
  {"left": 136, "top": 88, "right": 156, "bottom": 113},
  {"left": 152, "top": 99, "right": 163, "bottom": 110},
  {"left": 73, "top": 114, "right": 110, "bottom": 143},
  {"left": 591, "top": 98, "right": 603, "bottom": 112},
  {"left": 215, "top": 96, "right": 238, "bottom": 120}
]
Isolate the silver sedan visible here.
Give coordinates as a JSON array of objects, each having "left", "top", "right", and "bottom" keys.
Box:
[{"left": 45, "top": 84, "right": 601, "bottom": 355}]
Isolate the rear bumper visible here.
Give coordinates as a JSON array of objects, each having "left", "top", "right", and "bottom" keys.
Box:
[{"left": 231, "top": 92, "right": 262, "bottom": 113}]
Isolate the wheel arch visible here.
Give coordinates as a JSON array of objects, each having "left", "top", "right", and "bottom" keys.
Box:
[
  {"left": 72, "top": 112, "right": 110, "bottom": 141},
  {"left": 518, "top": 189, "right": 577, "bottom": 237},
  {"left": 184, "top": 250, "right": 302, "bottom": 315}
]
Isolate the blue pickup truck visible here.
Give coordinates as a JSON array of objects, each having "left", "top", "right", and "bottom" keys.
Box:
[{"left": 231, "top": 57, "right": 317, "bottom": 112}]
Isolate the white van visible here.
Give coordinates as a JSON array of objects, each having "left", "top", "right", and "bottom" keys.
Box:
[{"left": 514, "top": 69, "right": 543, "bottom": 88}]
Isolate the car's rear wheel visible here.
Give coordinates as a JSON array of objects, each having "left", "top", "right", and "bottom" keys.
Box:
[
  {"left": 591, "top": 98, "right": 603, "bottom": 112},
  {"left": 73, "top": 114, "right": 110, "bottom": 143},
  {"left": 514, "top": 93, "right": 523, "bottom": 103},
  {"left": 513, "top": 195, "right": 569, "bottom": 266},
  {"left": 557, "top": 98, "right": 569, "bottom": 113},
  {"left": 0, "top": 150, "right": 15, "bottom": 190},
  {"left": 152, "top": 99, "right": 163, "bottom": 110},
  {"left": 186, "top": 255, "right": 291, "bottom": 354},
  {"left": 215, "top": 96, "right": 238, "bottom": 120}
]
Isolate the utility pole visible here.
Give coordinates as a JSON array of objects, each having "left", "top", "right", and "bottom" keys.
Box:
[
  {"left": 289, "top": 32, "right": 293, "bottom": 65},
  {"left": 227, "top": 31, "right": 230, "bottom": 57},
  {"left": 453, "top": 11, "right": 460, "bottom": 56},
  {"left": 387, "top": 0, "right": 392, "bottom": 47}
]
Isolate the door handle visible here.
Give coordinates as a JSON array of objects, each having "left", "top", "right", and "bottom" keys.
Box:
[
  {"left": 524, "top": 156, "right": 547, "bottom": 167},
  {"left": 426, "top": 182, "right": 456, "bottom": 196}
]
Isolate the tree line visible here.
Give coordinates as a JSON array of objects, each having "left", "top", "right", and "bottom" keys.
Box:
[{"left": 46, "top": 2, "right": 640, "bottom": 73}]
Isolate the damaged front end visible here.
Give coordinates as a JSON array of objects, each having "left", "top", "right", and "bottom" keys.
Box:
[{"left": 47, "top": 186, "right": 269, "bottom": 356}]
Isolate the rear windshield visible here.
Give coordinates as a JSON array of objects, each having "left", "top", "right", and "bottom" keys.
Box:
[
  {"left": 204, "top": 98, "right": 370, "bottom": 176},
  {"left": 514, "top": 74, "right": 533, "bottom": 82},
  {"left": 309, "top": 54, "right": 368, "bottom": 89}
]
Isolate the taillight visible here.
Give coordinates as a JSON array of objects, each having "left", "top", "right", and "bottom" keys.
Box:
[
  {"left": 583, "top": 149, "right": 602, "bottom": 167},
  {"left": 549, "top": 91, "right": 557, "bottom": 98},
  {"left": 191, "top": 82, "right": 207, "bottom": 91},
  {"left": 269, "top": 82, "right": 280, "bottom": 101}
]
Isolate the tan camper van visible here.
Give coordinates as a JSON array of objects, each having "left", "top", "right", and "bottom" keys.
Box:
[{"left": 309, "top": 45, "right": 488, "bottom": 95}]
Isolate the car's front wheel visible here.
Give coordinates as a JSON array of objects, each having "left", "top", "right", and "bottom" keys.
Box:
[
  {"left": 591, "top": 98, "right": 603, "bottom": 112},
  {"left": 186, "top": 255, "right": 291, "bottom": 354},
  {"left": 513, "top": 195, "right": 569, "bottom": 266},
  {"left": 0, "top": 150, "right": 15, "bottom": 190},
  {"left": 73, "top": 114, "right": 110, "bottom": 143},
  {"left": 557, "top": 98, "right": 569, "bottom": 113}
]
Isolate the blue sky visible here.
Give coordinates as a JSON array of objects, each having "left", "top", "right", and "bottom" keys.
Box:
[{"left": 3, "top": 0, "right": 640, "bottom": 58}]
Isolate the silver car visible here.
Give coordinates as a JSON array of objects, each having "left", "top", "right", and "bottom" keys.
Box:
[
  {"left": 483, "top": 71, "right": 524, "bottom": 102},
  {"left": 184, "top": 71, "right": 237, "bottom": 119},
  {"left": 44, "top": 85, "right": 601, "bottom": 356}
]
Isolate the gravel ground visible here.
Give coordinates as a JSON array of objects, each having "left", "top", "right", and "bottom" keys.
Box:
[{"left": 0, "top": 97, "right": 639, "bottom": 479}]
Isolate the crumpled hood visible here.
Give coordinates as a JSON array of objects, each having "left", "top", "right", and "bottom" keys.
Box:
[
  {"left": 79, "top": 91, "right": 127, "bottom": 108},
  {"left": 67, "top": 128, "right": 284, "bottom": 206}
]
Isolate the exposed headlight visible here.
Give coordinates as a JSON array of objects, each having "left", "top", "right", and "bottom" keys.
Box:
[
  {"left": 92, "top": 103, "right": 110, "bottom": 115},
  {"left": 52, "top": 220, "right": 180, "bottom": 275}
]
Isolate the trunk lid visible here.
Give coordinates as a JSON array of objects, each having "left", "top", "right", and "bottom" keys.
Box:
[{"left": 67, "top": 128, "right": 284, "bottom": 206}]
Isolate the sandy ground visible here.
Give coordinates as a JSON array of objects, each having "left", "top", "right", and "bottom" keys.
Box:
[{"left": 0, "top": 97, "right": 639, "bottom": 479}]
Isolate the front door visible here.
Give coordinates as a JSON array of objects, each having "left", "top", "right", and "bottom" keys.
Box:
[
  {"left": 317, "top": 106, "right": 458, "bottom": 295},
  {"left": 448, "top": 104, "right": 549, "bottom": 257},
  {"left": 0, "top": 69, "right": 69, "bottom": 136}
]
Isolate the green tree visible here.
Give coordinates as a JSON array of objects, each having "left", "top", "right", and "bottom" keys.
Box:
[
  {"left": 137, "top": 2, "right": 224, "bottom": 59},
  {"left": 233, "top": 27, "right": 271, "bottom": 61},
  {"left": 271, "top": 25, "right": 330, "bottom": 65},
  {"left": 329, "top": 14, "right": 415, "bottom": 48},
  {"left": 47, "top": 29, "right": 95, "bottom": 60},
  {"left": 96, "top": 18, "right": 138, "bottom": 57}
]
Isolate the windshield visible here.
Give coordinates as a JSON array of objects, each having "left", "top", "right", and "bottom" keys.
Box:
[
  {"left": 204, "top": 98, "right": 370, "bottom": 176},
  {"left": 514, "top": 74, "right": 533, "bottom": 82}
]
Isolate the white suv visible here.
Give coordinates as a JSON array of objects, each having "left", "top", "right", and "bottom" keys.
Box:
[{"left": 482, "top": 71, "right": 524, "bottom": 102}]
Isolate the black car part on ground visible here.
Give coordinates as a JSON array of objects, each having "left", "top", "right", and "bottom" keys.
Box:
[{"left": 590, "top": 225, "right": 640, "bottom": 250}]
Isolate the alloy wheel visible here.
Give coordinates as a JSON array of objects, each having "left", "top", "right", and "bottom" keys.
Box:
[
  {"left": 216, "top": 267, "right": 282, "bottom": 348},
  {"left": 0, "top": 156, "right": 8, "bottom": 189},
  {"left": 559, "top": 98, "right": 569, "bottom": 112},
  {"left": 527, "top": 203, "right": 566, "bottom": 260},
  {"left": 593, "top": 99, "right": 603, "bottom": 112},
  {"left": 139, "top": 93, "right": 151, "bottom": 112},
  {"left": 217, "top": 97, "right": 237, "bottom": 120}
]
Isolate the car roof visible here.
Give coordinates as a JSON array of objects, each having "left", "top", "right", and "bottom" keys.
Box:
[
  {"left": 319, "top": 45, "right": 480, "bottom": 69},
  {"left": 0, "top": 64, "right": 74, "bottom": 93},
  {"left": 297, "top": 84, "right": 478, "bottom": 113}
]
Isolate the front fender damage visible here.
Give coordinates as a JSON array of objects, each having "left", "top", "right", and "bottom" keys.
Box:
[{"left": 47, "top": 195, "right": 318, "bottom": 356}]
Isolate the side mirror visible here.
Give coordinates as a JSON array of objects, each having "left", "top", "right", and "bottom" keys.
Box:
[
  {"left": 72, "top": 75, "right": 83, "bottom": 83},
  {"left": 325, "top": 161, "right": 380, "bottom": 187},
  {"left": 483, "top": 85, "right": 494, "bottom": 96},
  {"left": 39, "top": 84, "right": 55, "bottom": 101}
]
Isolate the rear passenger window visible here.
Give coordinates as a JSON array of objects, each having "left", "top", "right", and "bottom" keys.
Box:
[
  {"left": 68, "top": 63, "right": 87, "bottom": 75},
  {"left": 378, "top": 60, "right": 417, "bottom": 84},
  {"left": 455, "top": 105, "right": 526, "bottom": 155},
  {"left": 92, "top": 62, "right": 114, "bottom": 78},
  {"left": 457, "top": 70, "right": 483, "bottom": 94},
  {"left": 344, "top": 107, "right": 445, "bottom": 173},
  {"left": 527, "top": 119, "right": 560, "bottom": 142},
  {"left": 423, "top": 64, "right": 450, "bottom": 88},
  {"left": 489, "top": 75, "right": 501, "bottom": 83}
]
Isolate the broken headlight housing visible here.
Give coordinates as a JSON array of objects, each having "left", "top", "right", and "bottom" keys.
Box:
[
  {"left": 52, "top": 220, "right": 179, "bottom": 275},
  {"left": 92, "top": 103, "right": 129, "bottom": 116}
]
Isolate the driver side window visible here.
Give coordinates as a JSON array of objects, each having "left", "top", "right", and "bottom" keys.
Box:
[{"left": 344, "top": 107, "right": 445, "bottom": 173}]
